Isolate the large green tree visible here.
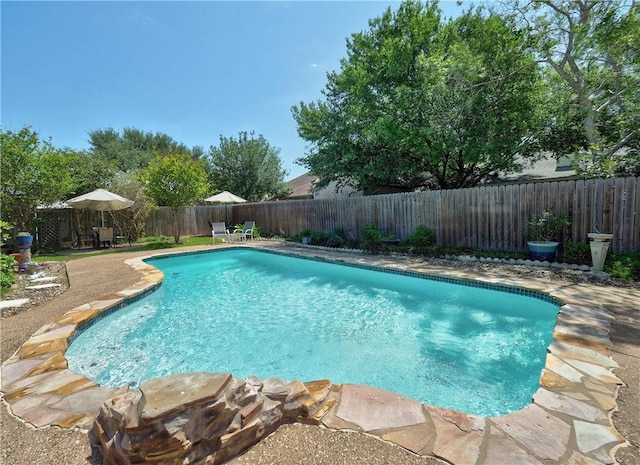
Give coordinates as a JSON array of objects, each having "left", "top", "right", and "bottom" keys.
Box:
[
  {"left": 140, "top": 154, "right": 209, "bottom": 243},
  {"left": 0, "top": 127, "right": 76, "bottom": 232},
  {"left": 60, "top": 149, "right": 118, "bottom": 248},
  {"left": 109, "top": 174, "right": 157, "bottom": 242},
  {"left": 512, "top": 0, "right": 640, "bottom": 176},
  {"left": 292, "top": 1, "right": 543, "bottom": 192},
  {"left": 65, "top": 150, "right": 117, "bottom": 195},
  {"left": 89, "top": 127, "right": 193, "bottom": 173},
  {"left": 208, "top": 131, "right": 290, "bottom": 201}
]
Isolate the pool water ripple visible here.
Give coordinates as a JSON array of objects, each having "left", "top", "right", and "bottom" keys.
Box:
[{"left": 66, "top": 248, "right": 559, "bottom": 417}]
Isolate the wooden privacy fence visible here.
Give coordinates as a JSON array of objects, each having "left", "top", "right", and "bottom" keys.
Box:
[
  {"left": 146, "top": 176, "right": 639, "bottom": 253},
  {"left": 144, "top": 205, "right": 234, "bottom": 238}
]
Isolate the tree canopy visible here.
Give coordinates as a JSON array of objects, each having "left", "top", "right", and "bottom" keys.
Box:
[
  {"left": 109, "top": 174, "right": 157, "bottom": 242},
  {"left": 140, "top": 154, "right": 209, "bottom": 243},
  {"left": 89, "top": 127, "right": 195, "bottom": 173},
  {"left": 292, "top": 0, "right": 543, "bottom": 192},
  {"left": 208, "top": 131, "right": 290, "bottom": 201},
  {"left": 511, "top": 0, "right": 640, "bottom": 176},
  {"left": 0, "top": 127, "right": 76, "bottom": 232}
]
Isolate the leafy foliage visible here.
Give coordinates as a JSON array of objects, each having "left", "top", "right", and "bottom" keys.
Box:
[
  {"left": 0, "top": 221, "right": 17, "bottom": 290},
  {"left": 0, "top": 253, "right": 17, "bottom": 290},
  {"left": 293, "top": 1, "right": 543, "bottom": 192},
  {"left": 89, "top": 127, "right": 196, "bottom": 173},
  {"left": 65, "top": 149, "right": 118, "bottom": 196},
  {"left": 512, "top": 0, "right": 640, "bottom": 177},
  {"left": 141, "top": 154, "right": 209, "bottom": 243},
  {"left": 605, "top": 251, "right": 640, "bottom": 281},
  {"left": 0, "top": 127, "right": 76, "bottom": 232},
  {"left": 109, "top": 174, "right": 157, "bottom": 241},
  {"left": 563, "top": 241, "right": 592, "bottom": 265},
  {"left": 406, "top": 226, "right": 436, "bottom": 248},
  {"left": 360, "top": 224, "right": 383, "bottom": 252},
  {"left": 208, "top": 131, "right": 290, "bottom": 201},
  {"left": 526, "top": 211, "right": 571, "bottom": 242}
]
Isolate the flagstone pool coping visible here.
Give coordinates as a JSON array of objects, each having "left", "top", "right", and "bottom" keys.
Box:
[{"left": 0, "top": 243, "right": 629, "bottom": 465}]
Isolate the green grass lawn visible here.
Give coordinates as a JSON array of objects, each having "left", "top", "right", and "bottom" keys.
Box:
[{"left": 32, "top": 236, "right": 220, "bottom": 262}]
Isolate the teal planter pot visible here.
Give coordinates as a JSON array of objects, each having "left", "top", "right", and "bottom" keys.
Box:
[
  {"left": 16, "top": 234, "right": 33, "bottom": 248},
  {"left": 527, "top": 241, "right": 559, "bottom": 261}
]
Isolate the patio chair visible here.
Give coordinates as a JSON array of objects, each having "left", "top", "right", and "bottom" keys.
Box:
[
  {"left": 235, "top": 221, "right": 255, "bottom": 241},
  {"left": 98, "top": 227, "right": 114, "bottom": 248},
  {"left": 210, "top": 221, "right": 229, "bottom": 244}
]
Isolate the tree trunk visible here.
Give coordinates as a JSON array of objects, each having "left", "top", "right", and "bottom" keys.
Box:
[
  {"left": 71, "top": 208, "right": 85, "bottom": 248},
  {"left": 172, "top": 208, "right": 181, "bottom": 243}
]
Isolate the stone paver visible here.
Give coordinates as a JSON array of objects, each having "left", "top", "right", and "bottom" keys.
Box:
[
  {"left": 532, "top": 388, "right": 607, "bottom": 422},
  {"left": 1, "top": 242, "right": 633, "bottom": 465},
  {"left": 492, "top": 404, "right": 571, "bottom": 461},
  {"left": 480, "top": 436, "right": 544, "bottom": 465},
  {"left": 0, "top": 298, "right": 30, "bottom": 309},
  {"left": 29, "top": 276, "right": 58, "bottom": 283},
  {"left": 335, "top": 384, "right": 428, "bottom": 431},
  {"left": 25, "top": 283, "right": 62, "bottom": 290}
]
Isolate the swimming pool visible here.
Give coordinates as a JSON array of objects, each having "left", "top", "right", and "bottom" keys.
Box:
[{"left": 66, "top": 248, "right": 560, "bottom": 417}]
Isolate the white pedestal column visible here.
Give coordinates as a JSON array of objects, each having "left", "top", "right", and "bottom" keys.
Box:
[
  {"left": 587, "top": 233, "right": 614, "bottom": 277},
  {"left": 589, "top": 240, "right": 610, "bottom": 272}
]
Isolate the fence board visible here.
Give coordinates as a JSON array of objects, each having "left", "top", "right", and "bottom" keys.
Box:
[{"left": 133, "top": 177, "right": 638, "bottom": 254}]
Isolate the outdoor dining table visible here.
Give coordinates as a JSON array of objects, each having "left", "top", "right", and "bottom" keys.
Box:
[{"left": 226, "top": 231, "right": 245, "bottom": 242}]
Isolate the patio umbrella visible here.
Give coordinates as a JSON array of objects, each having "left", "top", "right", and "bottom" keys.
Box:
[
  {"left": 204, "top": 191, "right": 247, "bottom": 203},
  {"left": 66, "top": 188, "right": 134, "bottom": 227}
]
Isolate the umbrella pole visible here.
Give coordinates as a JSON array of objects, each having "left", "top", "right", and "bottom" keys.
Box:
[{"left": 101, "top": 211, "right": 105, "bottom": 227}]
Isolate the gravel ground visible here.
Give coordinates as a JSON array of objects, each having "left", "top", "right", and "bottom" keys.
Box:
[
  {"left": 1, "top": 261, "right": 70, "bottom": 318},
  {"left": 1, "top": 247, "right": 638, "bottom": 464}
]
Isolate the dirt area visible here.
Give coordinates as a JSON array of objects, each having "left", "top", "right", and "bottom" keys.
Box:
[{"left": 1, "top": 247, "right": 638, "bottom": 464}]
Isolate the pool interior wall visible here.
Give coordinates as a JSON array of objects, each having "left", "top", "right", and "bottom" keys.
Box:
[{"left": 66, "top": 248, "right": 561, "bottom": 417}]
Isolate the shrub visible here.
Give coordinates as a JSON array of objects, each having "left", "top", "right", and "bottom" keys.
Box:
[
  {"left": 605, "top": 251, "right": 640, "bottom": 282},
  {"left": 325, "top": 230, "right": 344, "bottom": 248},
  {"left": 0, "top": 253, "right": 17, "bottom": 290},
  {"left": 406, "top": 226, "right": 436, "bottom": 248},
  {"left": 310, "top": 231, "right": 329, "bottom": 245},
  {"left": 563, "top": 241, "right": 591, "bottom": 265},
  {"left": 291, "top": 229, "right": 344, "bottom": 247},
  {"left": 526, "top": 211, "right": 571, "bottom": 242},
  {"left": 360, "top": 224, "right": 382, "bottom": 252}
]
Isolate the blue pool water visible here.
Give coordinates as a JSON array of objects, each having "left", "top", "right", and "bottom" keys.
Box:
[{"left": 66, "top": 249, "right": 559, "bottom": 416}]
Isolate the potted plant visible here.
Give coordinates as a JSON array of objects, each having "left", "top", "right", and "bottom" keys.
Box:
[
  {"left": 300, "top": 229, "right": 312, "bottom": 245},
  {"left": 381, "top": 233, "right": 400, "bottom": 246},
  {"left": 526, "top": 211, "right": 571, "bottom": 261}
]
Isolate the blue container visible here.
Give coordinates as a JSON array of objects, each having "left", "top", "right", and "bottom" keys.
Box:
[
  {"left": 16, "top": 234, "right": 33, "bottom": 247},
  {"left": 527, "top": 241, "right": 559, "bottom": 261}
]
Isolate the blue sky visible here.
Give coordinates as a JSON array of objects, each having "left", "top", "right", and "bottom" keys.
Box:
[{"left": 2, "top": 1, "right": 467, "bottom": 180}]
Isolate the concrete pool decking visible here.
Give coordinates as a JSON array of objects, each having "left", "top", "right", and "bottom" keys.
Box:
[{"left": 0, "top": 242, "right": 632, "bottom": 464}]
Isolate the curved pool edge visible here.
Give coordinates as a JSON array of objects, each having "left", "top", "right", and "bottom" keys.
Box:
[{"left": 0, "top": 243, "right": 628, "bottom": 465}]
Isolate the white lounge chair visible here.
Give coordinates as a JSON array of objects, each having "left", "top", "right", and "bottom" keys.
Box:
[{"left": 210, "top": 222, "right": 229, "bottom": 243}]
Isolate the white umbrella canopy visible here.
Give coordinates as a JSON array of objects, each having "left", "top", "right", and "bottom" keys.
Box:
[
  {"left": 204, "top": 191, "right": 247, "bottom": 203},
  {"left": 66, "top": 188, "right": 134, "bottom": 226}
]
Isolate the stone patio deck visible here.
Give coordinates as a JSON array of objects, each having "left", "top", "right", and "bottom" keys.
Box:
[{"left": 0, "top": 242, "right": 632, "bottom": 465}]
